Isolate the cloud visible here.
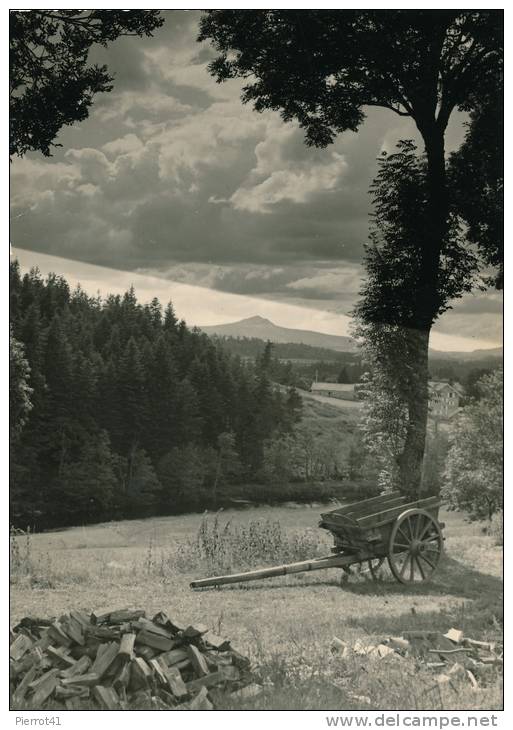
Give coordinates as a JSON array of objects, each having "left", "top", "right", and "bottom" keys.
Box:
[{"left": 9, "top": 9, "right": 500, "bottom": 343}]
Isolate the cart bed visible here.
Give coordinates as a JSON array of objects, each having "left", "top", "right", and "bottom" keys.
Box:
[{"left": 319, "top": 492, "right": 441, "bottom": 554}]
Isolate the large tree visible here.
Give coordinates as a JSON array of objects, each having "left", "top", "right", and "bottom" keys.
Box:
[
  {"left": 199, "top": 10, "right": 502, "bottom": 495},
  {"left": 10, "top": 9, "right": 163, "bottom": 157}
]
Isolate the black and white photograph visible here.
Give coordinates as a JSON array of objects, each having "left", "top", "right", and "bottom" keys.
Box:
[{"left": 9, "top": 5, "right": 504, "bottom": 718}]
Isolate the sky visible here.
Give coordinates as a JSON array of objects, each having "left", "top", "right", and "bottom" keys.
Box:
[{"left": 9, "top": 10, "right": 503, "bottom": 351}]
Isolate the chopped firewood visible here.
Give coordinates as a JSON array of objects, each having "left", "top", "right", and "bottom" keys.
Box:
[
  {"left": 108, "top": 609, "right": 146, "bottom": 624},
  {"left": 182, "top": 623, "right": 208, "bottom": 639},
  {"left": 65, "top": 697, "right": 83, "bottom": 710},
  {"left": 12, "top": 666, "right": 37, "bottom": 704},
  {"left": 187, "top": 671, "right": 224, "bottom": 692},
  {"left": 203, "top": 631, "right": 231, "bottom": 651},
  {"left": 55, "top": 685, "right": 90, "bottom": 700},
  {"left": 130, "top": 657, "right": 153, "bottom": 691},
  {"left": 33, "top": 631, "right": 52, "bottom": 652},
  {"left": 61, "top": 616, "right": 85, "bottom": 646},
  {"left": 133, "top": 617, "right": 174, "bottom": 639},
  {"left": 152, "top": 612, "right": 185, "bottom": 633},
  {"left": 152, "top": 695, "right": 172, "bottom": 709},
  {"left": 10, "top": 608, "right": 252, "bottom": 710},
  {"left": 93, "top": 685, "right": 120, "bottom": 710},
  {"left": 444, "top": 628, "right": 464, "bottom": 644},
  {"left": 118, "top": 633, "right": 136, "bottom": 661},
  {"left": 388, "top": 637, "right": 410, "bottom": 652},
  {"left": 136, "top": 629, "right": 175, "bottom": 652},
  {"left": 149, "top": 658, "right": 168, "bottom": 686},
  {"left": 10, "top": 633, "right": 33, "bottom": 661},
  {"left": 61, "top": 672, "right": 100, "bottom": 687},
  {"left": 136, "top": 645, "right": 158, "bottom": 661},
  {"left": 69, "top": 610, "right": 91, "bottom": 630},
  {"left": 46, "top": 645, "right": 76, "bottom": 668},
  {"left": 88, "top": 626, "right": 120, "bottom": 641},
  {"left": 376, "top": 644, "right": 396, "bottom": 658},
  {"left": 331, "top": 636, "right": 349, "bottom": 653},
  {"left": 230, "top": 648, "right": 251, "bottom": 669},
  {"left": 29, "top": 669, "right": 60, "bottom": 709},
  {"left": 159, "top": 648, "right": 189, "bottom": 666},
  {"left": 47, "top": 622, "right": 72, "bottom": 648},
  {"left": 164, "top": 666, "right": 188, "bottom": 699},
  {"left": 113, "top": 662, "right": 131, "bottom": 691},
  {"left": 156, "top": 687, "right": 177, "bottom": 707},
  {"left": 187, "top": 644, "right": 210, "bottom": 677},
  {"left": 91, "top": 641, "right": 119, "bottom": 679},
  {"left": 61, "top": 655, "right": 91, "bottom": 679},
  {"left": 188, "top": 686, "right": 213, "bottom": 710}
]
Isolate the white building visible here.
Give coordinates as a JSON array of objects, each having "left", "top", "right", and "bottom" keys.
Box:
[{"left": 310, "top": 382, "right": 356, "bottom": 401}]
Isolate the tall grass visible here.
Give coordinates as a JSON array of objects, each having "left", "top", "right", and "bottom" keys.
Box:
[{"left": 172, "top": 513, "right": 326, "bottom": 575}]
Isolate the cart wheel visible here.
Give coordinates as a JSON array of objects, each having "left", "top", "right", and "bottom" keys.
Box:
[{"left": 387, "top": 509, "right": 443, "bottom": 584}]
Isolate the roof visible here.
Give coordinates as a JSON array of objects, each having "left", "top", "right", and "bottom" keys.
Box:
[
  {"left": 311, "top": 382, "right": 355, "bottom": 392},
  {"left": 428, "top": 381, "right": 465, "bottom": 394}
]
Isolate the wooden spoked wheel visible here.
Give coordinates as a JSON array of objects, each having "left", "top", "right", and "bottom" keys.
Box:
[{"left": 388, "top": 509, "right": 443, "bottom": 584}]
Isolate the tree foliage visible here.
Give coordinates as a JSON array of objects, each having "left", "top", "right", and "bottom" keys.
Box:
[
  {"left": 353, "top": 141, "right": 478, "bottom": 495},
  {"left": 10, "top": 10, "right": 164, "bottom": 156},
  {"left": 199, "top": 9, "right": 502, "bottom": 495},
  {"left": 9, "top": 328, "right": 33, "bottom": 442},
  {"left": 442, "top": 369, "right": 503, "bottom": 519},
  {"left": 9, "top": 261, "right": 300, "bottom": 527}
]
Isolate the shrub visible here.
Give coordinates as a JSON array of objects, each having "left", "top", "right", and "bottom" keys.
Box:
[{"left": 172, "top": 513, "right": 326, "bottom": 575}]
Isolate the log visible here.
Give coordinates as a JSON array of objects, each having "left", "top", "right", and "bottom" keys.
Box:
[
  {"left": 164, "top": 666, "right": 188, "bottom": 699},
  {"left": 10, "top": 634, "right": 33, "bottom": 661},
  {"left": 188, "top": 686, "right": 213, "bottom": 710},
  {"left": 203, "top": 632, "right": 231, "bottom": 651},
  {"left": 118, "top": 633, "right": 136, "bottom": 661},
  {"left": 135, "top": 629, "right": 175, "bottom": 652},
  {"left": 93, "top": 685, "right": 120, "bottom": 710},
  {"left": 60, "top": 655, "right": 91, "bottom": 679},
  {"left": 61, "top": 672, "right": 100, "bottom": 687},
  {"left": 91, "top": 641, "right": 119, "bottom": 679},
  {"left": 12, "top": 666, "right": 37, "bottom": 704},
  {"left": 187, "top": 644, "right": 209, "bottom": 677}
]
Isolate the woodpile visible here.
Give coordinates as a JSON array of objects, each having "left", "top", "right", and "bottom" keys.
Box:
[
  {"left": 331, "top": 627, "right": 502, "bottom": 690},
  {"left": 10, "top": 609, "right": 254, "bottom": 710}
]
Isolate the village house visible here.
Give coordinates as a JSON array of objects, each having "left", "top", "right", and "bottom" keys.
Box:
[{"left": 428, "top": 380, "right": 465, "bottom": 419}]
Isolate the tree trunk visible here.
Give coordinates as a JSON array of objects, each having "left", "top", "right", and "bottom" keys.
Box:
[
  {"left": 396, "top": 327, "right": 430, "bottom": 498},
  {"left": 396, "top": 123, "right": 448, "bottom": 498}
]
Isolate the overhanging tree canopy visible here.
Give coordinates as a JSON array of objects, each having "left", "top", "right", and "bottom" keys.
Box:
[
  {"left": 10, "top": 9, "right": 164, "bottom": 157},
  {"left": 199, "top": 9, "right": 502, "bottom": 495}
]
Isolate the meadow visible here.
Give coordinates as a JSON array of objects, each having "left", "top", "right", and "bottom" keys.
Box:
[{"left": 10, "top": 504, "right": 503, "bottom": 711}]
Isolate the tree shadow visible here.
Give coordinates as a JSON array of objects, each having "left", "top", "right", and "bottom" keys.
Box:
[{"left": 192, "top": 555, "right": 502, "bottom": 603}]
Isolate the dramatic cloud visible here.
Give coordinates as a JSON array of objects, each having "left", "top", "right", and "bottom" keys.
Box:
[{"left": 9, "top": 10, "right": 501, "bottom": 347}]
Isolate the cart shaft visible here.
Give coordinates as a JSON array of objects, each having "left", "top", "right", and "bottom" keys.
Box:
[{"left": 190, "top": 553, "right": 356, "bottom": 588}]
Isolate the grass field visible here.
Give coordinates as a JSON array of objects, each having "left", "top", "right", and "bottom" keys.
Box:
[{"left": 10, "top": 505, "right": 503, "bottom": 711}]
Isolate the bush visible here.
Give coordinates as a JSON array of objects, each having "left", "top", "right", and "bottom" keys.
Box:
[{"left": 172, "top": 513, "right": 326, "bottom": 575}]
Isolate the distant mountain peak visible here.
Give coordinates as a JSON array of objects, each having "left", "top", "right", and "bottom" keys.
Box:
[
  {"left": 200, "top": 315, "right": 357, "bottom": 353},
  {"left": 242, "top": 315, "right": 273, "bottom": 325}
]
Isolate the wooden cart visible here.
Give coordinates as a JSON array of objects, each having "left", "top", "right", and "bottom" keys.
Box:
[{"left": 190, "top": 491, "right": 444, "bottom": 589}]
